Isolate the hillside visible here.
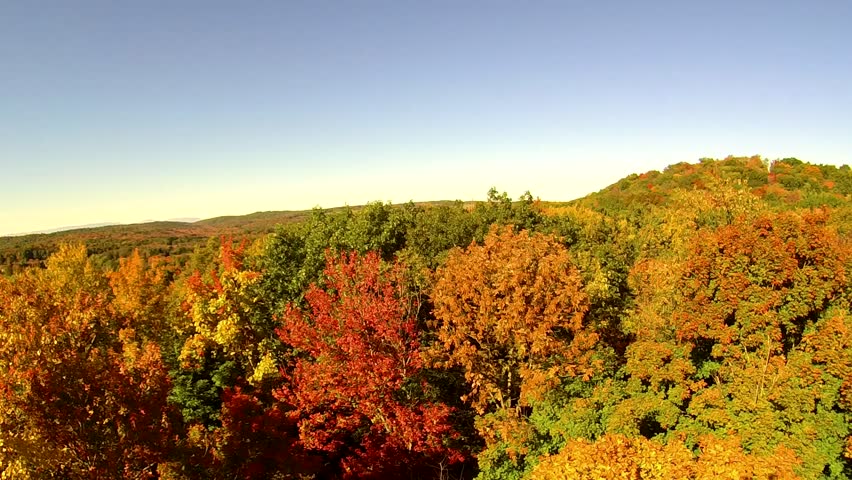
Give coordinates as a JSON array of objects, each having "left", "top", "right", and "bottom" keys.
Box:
[
  {"left": 574, "top": 156, "right": 852, "bottom": 213},
  {"left": 1, "top": 156, "right": 851, "bottom": 479}
]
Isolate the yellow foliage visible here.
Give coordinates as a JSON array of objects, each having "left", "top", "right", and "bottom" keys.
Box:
[
  {"left": 529, "top": 434, "right": 801, "bottom": 480},
  {"left": 248, "top": 351, "right": 279, "bottom": 386}
]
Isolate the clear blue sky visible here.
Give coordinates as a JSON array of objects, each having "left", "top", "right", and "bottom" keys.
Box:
[{"left": 2, "top": 0, "right": 851, "bottom": 235}]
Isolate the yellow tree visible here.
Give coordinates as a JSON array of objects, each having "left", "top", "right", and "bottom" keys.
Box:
[{"left": 175, "top": 239, "right": 280, "bottom": 385}]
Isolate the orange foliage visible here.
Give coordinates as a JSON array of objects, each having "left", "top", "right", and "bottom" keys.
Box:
[{"left": 430, "top": 226, "right": 595, "bottom": 414}]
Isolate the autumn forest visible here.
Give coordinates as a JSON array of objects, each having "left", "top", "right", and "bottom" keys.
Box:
[{"left": 1, "top": 156, "right": 851, "bottom": 479}]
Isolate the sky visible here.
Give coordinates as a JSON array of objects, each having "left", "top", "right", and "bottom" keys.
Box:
[{"left": 2, "top": 0, "right": 851, "bottom": 235}]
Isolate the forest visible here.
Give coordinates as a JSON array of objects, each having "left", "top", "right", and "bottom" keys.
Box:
[{"left": 0, "top": 156, "right": 850, "bottom": 479}]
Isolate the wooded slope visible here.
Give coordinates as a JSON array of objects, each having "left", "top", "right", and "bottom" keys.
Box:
[{"left": 0, "top": 156, "right": 849, "bottom": 479}]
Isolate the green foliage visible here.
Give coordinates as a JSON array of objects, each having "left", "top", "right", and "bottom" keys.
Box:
[
  {"left": 404, "top": 201, "right": 483, "bottom": 268},
  {"left": 168, "top": 356, "right": 238, "bottom": 426}
]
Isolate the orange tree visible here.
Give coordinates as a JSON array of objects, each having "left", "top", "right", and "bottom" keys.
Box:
[
  {"left": 430, "top": 226, "right": 595, "bottom": 415},
  {"left": 429, "top": 226, "right": 599, "bottom": 479}
]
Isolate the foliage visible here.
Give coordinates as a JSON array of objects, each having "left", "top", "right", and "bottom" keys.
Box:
[
  {"left": 0, "top": 245, "right": 174, "bottom": 478},
  {"left": 166, "top": 238, "right": 307, "bottom": 477},
  {"left": 277, "top": 251, "right": 465, "bottom": 478},
  {"left": 431, "top": 226, "right": 595, "bottom": 415},
  {"left": 619, "top": 210, "right": 852, "bottom": 477},
  {"left": 529, "top": 434, "right": 801, "bottom": 480}
]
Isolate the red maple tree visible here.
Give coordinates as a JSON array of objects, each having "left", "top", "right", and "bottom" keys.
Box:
[{"left": 276, "top": 251, "right": 464, "bottom": 479}]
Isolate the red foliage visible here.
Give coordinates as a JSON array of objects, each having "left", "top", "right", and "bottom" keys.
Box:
[
  {"left": 276, "top": 251, "right": 464, "bottom": 478},
  {"left": 214, "top": 387, "right": 315, "bottom": 479}
]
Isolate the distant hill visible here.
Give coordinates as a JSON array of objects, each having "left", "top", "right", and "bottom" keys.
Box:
[
  {"left": 0, "top": 202, "right": 460, "bottom": 274},
  {"left": 6, "top": 222, "right": 122, "bottom": 236},
  {"left": 0, "top": 211, "right": 311, "bottom": 273}
]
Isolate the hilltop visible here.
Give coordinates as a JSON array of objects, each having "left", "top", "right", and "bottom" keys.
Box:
[{"left": 575, "top": 155, "right": 852, "bottom": 213}]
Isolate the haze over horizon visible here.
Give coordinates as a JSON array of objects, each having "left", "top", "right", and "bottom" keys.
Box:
[{"left": 2, "top": 0, "right": 851, "bottom": 236}]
